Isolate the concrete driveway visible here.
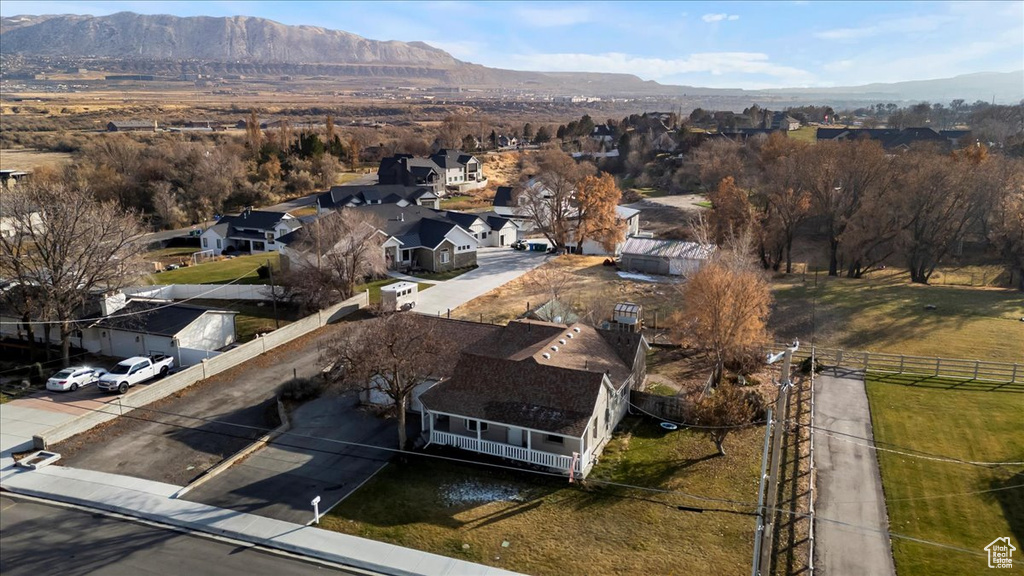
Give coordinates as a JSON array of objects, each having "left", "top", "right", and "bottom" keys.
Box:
[
  {"left": 814, "top": 368, "right": 896, "bottom": 576},
  {"left": 414, "top": 247, "right": 550, "bottom": 317},
  {"left": 184, "top": 392, "right": 410, "bottom": 524}
]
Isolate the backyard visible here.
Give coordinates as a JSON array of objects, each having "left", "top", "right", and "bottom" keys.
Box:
[
  {"left": 322, "top": 416, "right": 762, "bottom": 576},
  {"left": 865, "top": 373, "right": 1024, "bottom": 576},
  {"left": 149, "top": 253, "right": 280, "bottom": 285}
]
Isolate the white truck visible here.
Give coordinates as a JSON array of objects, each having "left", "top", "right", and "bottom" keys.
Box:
[{"left": 97, "top": 355, "right": 174, "bottom": 394}]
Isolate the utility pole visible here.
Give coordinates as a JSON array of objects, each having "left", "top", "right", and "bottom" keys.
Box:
[{"left": 267, "top": 258, "right": 280, "bottom": 329}]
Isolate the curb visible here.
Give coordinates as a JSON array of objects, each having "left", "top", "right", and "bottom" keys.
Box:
[{"left": 172, "top": 398, "right": 291, "bottom": 499}]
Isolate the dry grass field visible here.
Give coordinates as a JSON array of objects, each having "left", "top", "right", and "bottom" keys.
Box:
[{"left": 0, "top": 148, "right": 74, "bottom": 171}]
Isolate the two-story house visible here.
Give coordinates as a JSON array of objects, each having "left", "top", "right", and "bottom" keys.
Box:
[
  {"left": 200, "top": 209, "right": 301, "bottom": 256},
  {"left": 377, "top": 149, "right": 486, "bottom": 195}
]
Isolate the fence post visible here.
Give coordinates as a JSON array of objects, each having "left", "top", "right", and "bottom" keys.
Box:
[
  {"left": 1013, "top": 364, "right": 1019, "bottom": 384},
  {"left": 973, "top": 361, "right": 979, "bottom": 380},
  {"left": 836, "top": 350, "right": 843, "bottom": 366},
  {"left": 899, "top": 355, "right": 905, "bottom": 374},
  {"left": 935, "top": 357, "right": 940, "bottom": 376},
  {"left": 863, "top": 352, "right": 869, "bottom": 372}
]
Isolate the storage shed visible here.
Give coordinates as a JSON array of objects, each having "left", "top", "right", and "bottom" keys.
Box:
[{"left": 620, "top": 238, "right": 715, "bottom": 276}]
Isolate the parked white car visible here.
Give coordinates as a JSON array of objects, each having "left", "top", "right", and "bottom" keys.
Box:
[
  {"left": 46, "top": 367, "right": 104, "bottom": 392},
  {"left": 97, "top": 355, "right": 175, "bottom": 394}
]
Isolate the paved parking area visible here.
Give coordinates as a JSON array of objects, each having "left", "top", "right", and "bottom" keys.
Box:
[
  {"left": 414, "top": 247, "right": 550, "bottom": 317},
  {"left": 184, "top": 393, "right": 412, "bottom": 524},
  {"left": 53, "top": 326, "right": 345, "bottom": 487}
]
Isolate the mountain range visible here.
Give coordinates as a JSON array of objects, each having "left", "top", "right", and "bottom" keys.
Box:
[{"left": 2, "top": 12, "right": 1022, "bottom": 103}]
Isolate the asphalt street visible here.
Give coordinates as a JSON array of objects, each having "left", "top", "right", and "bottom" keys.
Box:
[
  {"left": 813, "top": 368, "right": 897, "bottom": 576},
  {"left": 0, "top": 495, "right": 358, "bottom": 576}
]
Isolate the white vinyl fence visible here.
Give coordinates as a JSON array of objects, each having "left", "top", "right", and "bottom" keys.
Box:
[{"left": 125, "top": 284, "right": 278, "bottom": 301}]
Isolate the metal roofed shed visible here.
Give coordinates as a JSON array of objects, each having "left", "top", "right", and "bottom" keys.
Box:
[
  {"left": 380, "top": 281, "right": 418, "bottom": 311},
  {"left": 620, "top": 238, "right": 716, "bottom": 277}
]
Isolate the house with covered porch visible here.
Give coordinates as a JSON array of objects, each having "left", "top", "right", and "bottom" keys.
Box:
[
  {"left": 200, "top": 209, "right": 301, "bottom": 256},
  {"left": 419, "top": 319, "right": 647, "bottom": 478},
  {"left": 356, "top": 204, "right": 478, "bottom": 273}
]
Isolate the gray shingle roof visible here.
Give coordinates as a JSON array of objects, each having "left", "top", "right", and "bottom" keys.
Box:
[
  {"left": 493, "top": 186, "right": 515, "bottom": 207},
  {"left": 217, "top": 210, "right": 292, "bottom": 231},
  {"left": 90, "top": 301, "right": 234, "bottom": 337},
  {"left": 353, "top": 204, "right": 465, "bottom": 249}
]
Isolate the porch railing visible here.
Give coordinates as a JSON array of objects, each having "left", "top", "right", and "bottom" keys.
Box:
[{"left": 431, "top": 430, "right": 579, "bottom": 473}]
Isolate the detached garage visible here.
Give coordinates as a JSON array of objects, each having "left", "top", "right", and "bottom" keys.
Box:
[{"left": 620, "top": 238, "right": 716, "bottom": 276}]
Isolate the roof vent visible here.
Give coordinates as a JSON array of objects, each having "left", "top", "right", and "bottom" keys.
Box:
[
  {"left": 550, "top": 346, "right": 559, "bottom": 352},
  {"left": 558, "top": 339, "right": 567, "bottom": 345},
  {"left": 566, "top": 333, "right": 574, "bottom": 339},
  {"left": 573, "top": 327, "right": 581, "bottom": 333},
  {"left": 542, "top": 353, "right": 551, "bottom": 360}
]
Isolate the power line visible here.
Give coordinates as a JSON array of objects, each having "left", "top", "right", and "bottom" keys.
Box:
[
  {"left": 0, "top": 266, "right": 263, "bottom": 326},
  {"left": 804, "top": 424, "right": 1024, "bottom": 467},
  {"left": 628, "top": 400, "right": 768, "bottom": 430},
  {"left": 832, "top": 483, "right": 1024, "bottom": 504}
]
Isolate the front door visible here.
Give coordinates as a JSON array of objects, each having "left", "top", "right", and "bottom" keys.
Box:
[{"left": 507, "top": 427, "right": 523, "bottom": 446}]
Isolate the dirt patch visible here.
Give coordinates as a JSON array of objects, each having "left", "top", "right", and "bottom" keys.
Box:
[{"left": 0, "top": 149, "right": 74, "bottom": 171}]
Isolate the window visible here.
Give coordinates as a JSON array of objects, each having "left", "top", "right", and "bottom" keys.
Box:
[
  {"left": 546, "top": 434, "right": 564, "bottom": 445},
  {"left": 440, "top": 249, "right": 450, "bottom": 264},
  {"left": 216, "top": 239, "right": 222, "bottom": 249},
  {"left": 465, "top": 419, "right": 488, "bottom": 432},
  {"left": 202, "top": 238, "right": 209, "bottom": 248}
]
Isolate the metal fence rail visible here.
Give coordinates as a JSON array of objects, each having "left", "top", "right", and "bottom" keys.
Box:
[{"left": 771, "top": 344, "right": 1022, "bottom": 384}]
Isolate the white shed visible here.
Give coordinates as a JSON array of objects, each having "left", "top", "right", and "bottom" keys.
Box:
[{"left": 380, "top": 281, "right": 419, "bottom": 311}]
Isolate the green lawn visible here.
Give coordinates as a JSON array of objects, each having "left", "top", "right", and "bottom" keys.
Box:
[
  {"left": 150, "top": 253, "right": 280, "bottom": 285},
  {"left": 632, "top": 187, "right": 673, "bottom": 198},
  {"left": 788, "top": 126, "right": 817, "bottom": 143},
  {"left": 357, "top": 277, "right": 434, "bottom": 305},
  {"left": 323, "top": 417, "right": 761, "bottom": 576},
  {"left": 865, "top": 374, "right": 1024, "bottom": 576},
  {"left": 406, "top": 267, "right": 475, "bottom": 282},
  {"left": 771, "top": 274, "right": 1024, "bottom": 362},
  {"left": 187, "top": 298, "right": 300, "bottom": 342}
]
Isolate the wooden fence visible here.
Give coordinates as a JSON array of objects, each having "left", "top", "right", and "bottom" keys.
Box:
[{"left": 770, "top": 343, "right": 1022, "bottom": 384}]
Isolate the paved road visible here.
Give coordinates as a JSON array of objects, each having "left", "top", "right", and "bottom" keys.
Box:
[
  {"left": 413, "top": 247, "right": 550, "bottom": 317},
  {"left": 813, "top": 368, "right": 897, "bottom": 576},
  {"left": 0, "top": 495, "right": 356, "bottom": 576},
  {"left": 185, "top": 392, "right": 408, "bottom": 524}
]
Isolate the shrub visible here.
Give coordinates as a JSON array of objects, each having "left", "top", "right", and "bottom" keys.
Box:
[
  {"left": 257, "top": 264, "right": 271, "bottom": 279},
  {"left": 280, "top": 377, "right": 324, "bottom": 403}
]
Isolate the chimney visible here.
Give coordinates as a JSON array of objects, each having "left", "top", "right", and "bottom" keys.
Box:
[{"left": 100, "top": 292, "right": 127, "bottom": 316}]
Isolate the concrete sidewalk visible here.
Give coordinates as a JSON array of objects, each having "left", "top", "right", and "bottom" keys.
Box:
[
  {"left": 386, "top": 271, "right": 440, "bottom": 284},
  {"left": 414, "top": 248, "right": 549, "bottom": 317},
  {"left": 1, "top": 402, "right": 78, "bottom": 455},
  {"left": 813, "top": 369, "right": 896, "bottom": 576},
  {"left": 0, "top": 458, "right": 520, "bottom": 576}
]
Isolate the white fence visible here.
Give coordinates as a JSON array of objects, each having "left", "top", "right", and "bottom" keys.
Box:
[
  {"left": 772, "top": 343, "right": 1023, "bottom": 384},
  {"left": 34, "top": 291, "right": 369, "bottom": 449},
  {"left": 125, "top": 284, "right": 277, "bottom": 301},
  {"left": 431, "top": 430, "right": 579, "bottom": 474}
]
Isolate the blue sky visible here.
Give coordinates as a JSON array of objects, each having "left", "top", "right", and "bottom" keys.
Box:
[{"left": 3, "top": 1, "right": 1022, "bottom": 89}]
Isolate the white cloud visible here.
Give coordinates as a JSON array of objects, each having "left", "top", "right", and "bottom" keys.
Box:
[
  {"left": 423, "top": 40, "right": 486, "bottom": 60},
  {"left": 507, "top": 51, "right": 816, "bottom": 85},
  {"left": 514, "top": 6, "right": 592, "bottom": 27},
  {"left": 702, "top": 13, "right": 740, "bottom": 23},
  {"left": 814, "top": 14, "right": 955, "bottom": 40}
]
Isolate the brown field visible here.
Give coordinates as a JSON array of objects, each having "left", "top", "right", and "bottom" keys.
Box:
[{"left": 0, "top": 148, "right": 74, "bottom": 171}]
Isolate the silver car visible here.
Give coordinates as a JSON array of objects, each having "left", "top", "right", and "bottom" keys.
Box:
[{"left": 45, "top": 367, "right": 103, "bottom": 392}]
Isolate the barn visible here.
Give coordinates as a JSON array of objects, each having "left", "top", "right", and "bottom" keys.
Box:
[{"left": 619, "top": 238, "right": 715, "bottom": 276}]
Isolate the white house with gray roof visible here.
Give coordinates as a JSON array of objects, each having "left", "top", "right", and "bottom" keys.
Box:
[{"left": 200, "top": 209, "right": 301, "bottom": 256}]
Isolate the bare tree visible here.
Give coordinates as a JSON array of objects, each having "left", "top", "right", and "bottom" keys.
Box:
[
  {"left": 437, "top": 115, "right": 468, "bottom": 150},
  {"left": 514, "top": 149, "right": 594, "bottom": 251},
  {"left": 693, "top": 383, "right": 759, "bottom": 456},
  {"left": 150, "top": 181, "right": 187, "bottom": 229},
  {"left": 0, "top": 176, "right": 148, "bottom": 363},
  {"left": 670, "top": 254, "right": 772, "bottom": 387},
  {"left": 280, "top": 208, "right": 387, "bottom": 311},
  {"left": 985, "top": 157, "right": 1024, "bottom": 290},
  {"left": 326, "top": 314, "right": 447, "bottom": 450}
]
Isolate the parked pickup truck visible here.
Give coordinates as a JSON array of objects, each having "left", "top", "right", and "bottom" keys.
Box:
[{"left": 97, "top": 355, "right": 174, "bottom": 394}]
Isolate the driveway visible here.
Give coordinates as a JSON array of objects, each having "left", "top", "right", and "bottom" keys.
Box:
[
  {"left": 813, "top": 368, "right": 897, "bottom": 576},
  {"left": 184, "top": 392, "right": 412, "bottom": 524},
  {"left": 413, "top": 247, "right": 550, "bottom": 317},
  {"left": 52, "top": 326, "right": 346, "bottom": 487}
]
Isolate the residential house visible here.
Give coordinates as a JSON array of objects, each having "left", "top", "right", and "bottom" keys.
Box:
[
  {"left": 420, "top": 319, "right": 648, "bottom": 478},
  {"left": 440, "top": 210, "right": 519, "bottom": 247},
  {"left": 0, "top": 169, "right": 30, "bottom": 190},
  {"left": 497, "top": 135, "right": 519, "bottom": 148},
  {"left": 200, "top": 209, "right": 301, "bottom": 256},
  {"left": 358, "top": 204, "right": 479, "bottom": 273},
  {"left": 107, "top": 120, "right": 157, "bottom": 132},
  {"left": 315, "top": 184, "right": 440, "bottom": 214},
  {"left": 816, "top": 127, "right": 969, "bottom": 150},
  {"left": 620, "top": 237, "right": 716, "bottom": 276},
  {"left": 522, "top": 298, "right": 579, "bottom": 325},
  {"left": 591, "top": 125, "right": 616, "bottom": 144},
  {"left": 377, "top": 149, "right": 486, "bottom": 195},
  {"left": 771, "top": 112, "right": 801, "bottom": 131},
  {"left": 492, "top": 181, "right": 641, "bottom": 255},
  {"left": 0, "top": 290, "right": 236, "bottom": 366}
]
